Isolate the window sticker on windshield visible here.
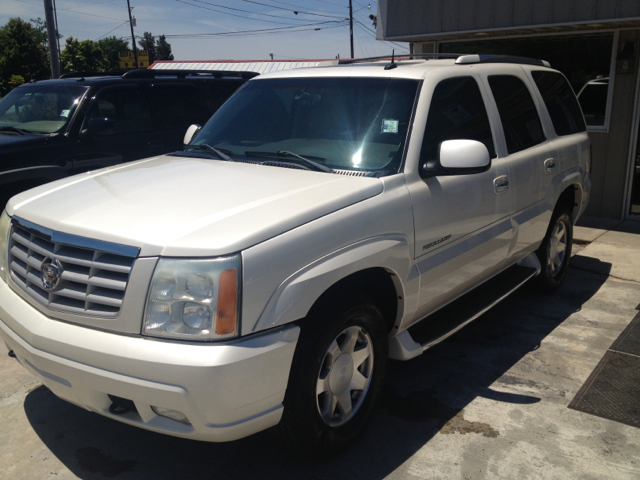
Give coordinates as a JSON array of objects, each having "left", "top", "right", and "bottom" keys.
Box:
[
  {"left": 60, "top": 109, "right": 70, "bottom": 118},
  {"left": 381, "top": 119, "right": 399, "bottom": 133}
]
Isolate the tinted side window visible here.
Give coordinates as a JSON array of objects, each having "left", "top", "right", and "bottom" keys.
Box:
[
  {"left": 87, "top": 88, "right": 152, "bottom": 134},
  {"left": 152, "top": 85, "right": 209, "bottom": 128},
  {"left": 421, "top": 77, "right": 495, "bottom": 163},
  {"left": 532, "top": 71, "right": 586, "bottom": 136},
  {"left": 488, "top": 75, "right": 545, "bottom": 154}
]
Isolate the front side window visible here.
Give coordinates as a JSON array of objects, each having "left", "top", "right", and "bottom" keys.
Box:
[
  {"left": 0, "top": 85, "right": 87, "bottom": 134},
  {"left": 421, "top": 76, "right": 495, "bottom": 163},
  {"left": 489, "top": 75, "right": 546, "bottom": 154},
  {"left": 192, "top": 77, "right": 420, "bottom": 175},
  {"left": 86, "top": 88, "right": 152, "bottom": 135}
]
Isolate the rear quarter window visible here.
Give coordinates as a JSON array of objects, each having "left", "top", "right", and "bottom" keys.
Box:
[{"left": 532, "top": 71, "right": 586, "bottom": 136}]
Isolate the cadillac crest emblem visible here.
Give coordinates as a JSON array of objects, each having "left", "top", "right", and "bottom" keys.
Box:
[{"left": 41, "top": 257, "right": 63, "bottom": 291}]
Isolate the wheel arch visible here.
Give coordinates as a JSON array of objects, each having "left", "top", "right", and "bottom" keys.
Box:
[
  {"left": 557, "top": 182, "right": 582, "bottom": 222},
  {"left": 250, "top": 235, "right": 412, "bottom": 335}
]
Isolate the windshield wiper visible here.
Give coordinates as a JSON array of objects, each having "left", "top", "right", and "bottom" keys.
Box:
[
  {"left": 0, "top": 126, "right": 29, "bottom": 135},
  {"left": 184, "top": 144, "right": 232, "bottom": 161},
  {"left": 245, "top": 150, "right": 333, "bottom": 173}
]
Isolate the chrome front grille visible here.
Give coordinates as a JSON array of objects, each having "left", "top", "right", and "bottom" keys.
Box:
[{"left": 8, "top": 219, "right": 138, "bottom": 317}]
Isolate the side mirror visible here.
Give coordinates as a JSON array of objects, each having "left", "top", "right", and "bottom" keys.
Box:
[
  {"left": 81, "top": 117, "right": 114, "bottom": 137},
  {"left": 183, "top": 124, "right": 202, "bottom": 145},
  {"left": 421, "top": 139, "right": 491, "bottom": 178}
]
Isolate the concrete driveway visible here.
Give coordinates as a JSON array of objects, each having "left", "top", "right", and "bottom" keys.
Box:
[{"left": 1, "top": 220, "right": 639, "bottom": 479}]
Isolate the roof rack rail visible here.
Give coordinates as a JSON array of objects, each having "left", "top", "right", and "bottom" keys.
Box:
[
  {"left": 121, "top": 69, "right": 259, "bottom": 80},
  {"left": 335, "top": 52, "right": 551, "bottom": 68},
  {"left": 456, "top": 54, "right": 551, "bottom": 67},
  {"left": 59, "top": 71, "right": 126, "bottom": 79},
  {"left": 338, "top": 53, "right": 462, "bottom": 65}
]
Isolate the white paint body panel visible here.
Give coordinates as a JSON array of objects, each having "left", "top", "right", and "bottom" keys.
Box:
[
  {"left": 0, "top": 58, "right": 591, "bottom": 443},
  {"left": 7, "top": 156, "right": 383, "bottom": 257}
]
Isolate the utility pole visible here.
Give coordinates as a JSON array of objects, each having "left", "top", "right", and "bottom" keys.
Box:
[
  {"left": 126, "top": 0, "right": 139, "bottom": 69},
  {"left": 349, "top": 0, "right": 354, "bottom": 58},
  {"left": 43, "top": 0, "right": 60, "bottom": 78}
]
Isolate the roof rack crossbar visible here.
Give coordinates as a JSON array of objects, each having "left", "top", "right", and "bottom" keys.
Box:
[{"left": 121, "top": 69, "right": 259, "bottom": 79}]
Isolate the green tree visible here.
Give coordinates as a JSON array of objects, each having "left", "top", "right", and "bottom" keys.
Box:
[
  {"left": 60, "top": 37, "right": 104, "bottom": 73},
  {"left": 138, "top": 31, "right": 156, "bottom": 64},
  {"left": 29, "top": 17, "right": 49, "bottom": 48},
  {"left": 96, "top": 36, "right": 129, "bottom": 71},
  {"left": 156, "top": 35, "right": 174, "bottom": 61},
  {"left": 0, "top": 18, "right": 50, "bottom": 96}
]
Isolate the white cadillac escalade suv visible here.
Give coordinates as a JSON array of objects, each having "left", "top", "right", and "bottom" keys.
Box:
[{"left": 0, "top": 55, "right": 590, "bottom": 456}]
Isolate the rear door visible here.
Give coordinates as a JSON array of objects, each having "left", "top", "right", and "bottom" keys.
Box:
[{"left": 478, "top": 66, "right": 552, "bottom": 261}]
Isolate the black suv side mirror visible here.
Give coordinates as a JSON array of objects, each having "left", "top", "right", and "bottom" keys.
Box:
[
  {"left": 81, "top": 117, "right": 115, "bottom": 137},
  {"left": 420, "top": 139, "right": 491, "bottom": 178}
]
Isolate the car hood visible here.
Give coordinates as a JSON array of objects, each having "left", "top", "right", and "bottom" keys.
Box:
[
  {"left": 7, "top": 155, "right": 383, "bottom": 256},
  {"left": 0, "top": 132, "right": 46, "bottom": 149}
]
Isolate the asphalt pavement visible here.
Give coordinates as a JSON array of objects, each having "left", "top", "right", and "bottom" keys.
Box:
[{"left": 1, "top": 217, "right": 639, "bottom": 479}]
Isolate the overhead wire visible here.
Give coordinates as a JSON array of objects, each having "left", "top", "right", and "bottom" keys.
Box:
[
  {"left": 239, "top": 0, "right": 346, "bottom": 19},
  {"left": 165, "top": 21, "right": 347, "bottom": 39},
  {"left": 11, "top": 0, "right": 127, "bottom": 21},
  {"left": 264, "top": 0, "right": 346, "bottom": 15},
  {"left": 174, "top": 0, "right": 310, "bottom": 25},
  {"left": 354, "top": 20, "right": 409, "bottom": 53},
  {"left": 179, "top": 0, "right": 321, "bottom": 23},
  {"left": 94, "top": 20, "right": 130, "bottom": 40}
]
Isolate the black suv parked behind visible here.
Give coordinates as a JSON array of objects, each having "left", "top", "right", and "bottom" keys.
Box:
[{"left": 0, "top": 69, "right": 257, "bottom": 207}]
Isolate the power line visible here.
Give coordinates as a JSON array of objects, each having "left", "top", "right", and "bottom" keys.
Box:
[
  {"left": 354, "top": 20, "right": 409, "bottom": 52},
  {"left": 264, "top": 0, "right": 346, "bottom": 14},
  {"left": 240, "top": 0, "right": 346, "bottom": 19},
  {"left": 184, "top": 0, "right": 322, "bottom": 22},
  {"left": 165, "top": 21, "right": 347, "bottom": 39},
  {"left": 11, "top": 0, "right": 127, "bottom": 21},
  {"left": 174, "top": 0, "right": 308, "bottom": 26},
  {"left": 94, "top": 20, "right": 130, "bottom": 40}
]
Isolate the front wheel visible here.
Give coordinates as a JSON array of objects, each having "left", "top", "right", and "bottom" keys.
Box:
[
  {"left": 277, "top": 297, "right": 388, "bottom": 457},
  {"left": 534, "top": 204, "right": 573, "bottom": 292}
]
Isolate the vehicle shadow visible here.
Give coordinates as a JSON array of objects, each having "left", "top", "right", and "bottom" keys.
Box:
[{"left": 24, "top": 262, "right": 611, "bottom": 479}]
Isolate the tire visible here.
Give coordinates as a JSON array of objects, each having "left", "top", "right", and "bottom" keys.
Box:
[
  {"left": 534, "top": 203, "right": 573, "bottom": 292},
  {"left": 277, "top": 295, "right": 388, "bottom": 458}
]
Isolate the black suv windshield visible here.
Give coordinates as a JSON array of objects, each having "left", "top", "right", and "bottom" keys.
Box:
[
  {"left": 0, "top": 85, "right": 87, "bottom": 134},
  {"left": 193, "top": 77, "right": 420, "bottom": 174}
]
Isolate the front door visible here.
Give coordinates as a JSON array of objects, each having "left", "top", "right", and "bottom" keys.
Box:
[
  {"left": 406, "top": 74, "right": 512, "bottom": 321},
  {"left": 73, "top": 86, "right": 163, "bottom": 173}
]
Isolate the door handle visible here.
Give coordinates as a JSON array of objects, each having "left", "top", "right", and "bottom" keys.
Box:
[
  {"left": 494, "top": 175, "right": 509, "bottom": 195},
  {"left": 544, "top": 158, "right": 556, "bottom": 175},
  {"left": 148, "top": 141, "right": 163, "bottom": 151}
]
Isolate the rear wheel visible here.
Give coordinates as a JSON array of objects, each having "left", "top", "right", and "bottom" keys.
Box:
[
  {"left": 534, "top": 204, "right": 573, "bottom": 292},
  {"left": 277, "top": 296, "right": 387, "bottom": 457}
]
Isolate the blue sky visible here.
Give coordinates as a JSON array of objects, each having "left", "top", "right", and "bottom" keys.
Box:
[{"left": 3, "top": 0, "right": 409, "bottom": 61}]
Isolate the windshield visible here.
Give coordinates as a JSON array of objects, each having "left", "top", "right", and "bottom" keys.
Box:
[
  {"left": 192, "top": 77, "right": 420, "bottom": 174},
  {"left": 0, "top": 85, "right": 87, "bottom": 134}
]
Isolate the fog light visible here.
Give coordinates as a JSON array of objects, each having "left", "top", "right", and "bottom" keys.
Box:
[{"left": 151, "top": 406, "right": 191, "bottom": 424}]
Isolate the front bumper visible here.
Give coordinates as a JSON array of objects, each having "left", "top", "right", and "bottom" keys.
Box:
[{"left": 0, "top": 279, "right": 299, "bottom": 442}]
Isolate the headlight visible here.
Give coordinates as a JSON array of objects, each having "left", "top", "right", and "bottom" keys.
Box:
[
  {"left": 143, "top": 255, "right": 241, "bottom": 341},
  {"left": 0, "top": 210, "right": 11, "bottom": 284}
]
